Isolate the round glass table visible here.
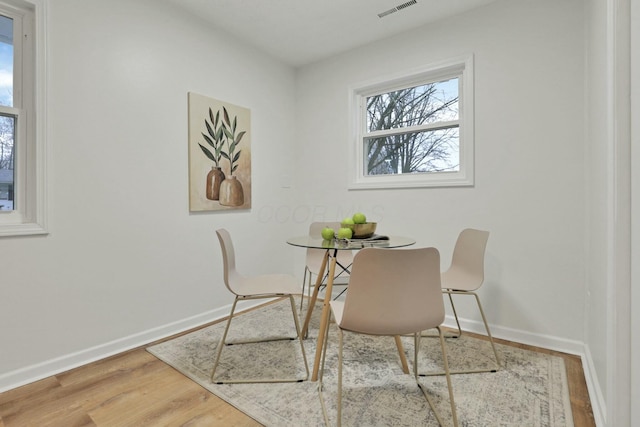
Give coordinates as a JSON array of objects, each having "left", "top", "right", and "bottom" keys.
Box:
[
  {"left": 287, "top": 235, "right": 416, "bottom": 381},
  {"left": 286, "top": 235, "right": 415, "bottom": 251}
]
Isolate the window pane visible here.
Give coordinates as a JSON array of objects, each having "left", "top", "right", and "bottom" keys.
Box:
[
  {"left": 0, "top": 113, "right": 14, "bottom": 210},
  {"left": 0, "top": 14, "right": 12, "bottom": 108},
  {"left": 366, "top": 78, "right": 458, "bottom": 132},
  {"left": 365, "top": 127, "right": 459, "bottom": 175}
]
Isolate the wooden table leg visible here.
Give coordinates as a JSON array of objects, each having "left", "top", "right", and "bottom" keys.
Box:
[
  {"left": 311, "top": 253, "right": 337, "bottom": 381},
  {"left": 394, "top": 335, "right": 410, "bottom": 374},
  {"left": 301, "top": 250, "right": 329, "bottom": 339}
]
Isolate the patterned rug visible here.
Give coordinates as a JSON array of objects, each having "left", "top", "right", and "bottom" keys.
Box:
[{"left": 147, "top": 298, "right": 573, "bottom": 426}]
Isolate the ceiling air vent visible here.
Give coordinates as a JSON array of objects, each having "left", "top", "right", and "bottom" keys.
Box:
[{"left": 378, "top": 0, "right": 418, "bottom": 18}]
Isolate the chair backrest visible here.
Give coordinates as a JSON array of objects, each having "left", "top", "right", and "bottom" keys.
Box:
[
  {"left": 442, "top": 228, "right": 490, "bottom": 292},
  {"left": 306, "top": 222, "right": 353, "bottom": 274},
  {"left": 216, "top": 228, "right": 242, "bottom": 295},
  {"left": 339, "top": 247, "right": 443, "bottom": 336}
]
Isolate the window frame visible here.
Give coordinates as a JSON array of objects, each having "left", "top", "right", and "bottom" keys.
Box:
[
  {"left": 348, "top": 55, "right": 474, "bottom": 190},
  {"left": 0, "top": 0, "right": 47, "bottom": 237}
]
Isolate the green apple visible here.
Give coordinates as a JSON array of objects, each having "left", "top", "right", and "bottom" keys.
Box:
[
  {"left": 321, "top": 227, "right": 335, "bottom": 240},
  {"left": 342, "top": 217, "right": 355, "bottom": 225},
  {"left": 337, "top": 227, "right": 353, "bottom": 239},
  {"left": 352, "top": 212, "right": 366, "bottom": 224}
]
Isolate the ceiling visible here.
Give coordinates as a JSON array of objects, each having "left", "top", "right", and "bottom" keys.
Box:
[{"left": 164, "top": 0, "right": 497, "bottom": 67}]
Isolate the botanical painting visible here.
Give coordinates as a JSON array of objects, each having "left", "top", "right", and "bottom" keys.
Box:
[{"left": 188, "top": 92, "right": 252, "bottom": 211}]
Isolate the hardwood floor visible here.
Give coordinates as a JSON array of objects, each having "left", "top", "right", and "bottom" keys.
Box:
[{"left": 0, "top": 311, "right": 595, "bottom": 427}]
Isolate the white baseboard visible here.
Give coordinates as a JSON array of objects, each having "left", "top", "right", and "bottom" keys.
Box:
[
  {"left": 444, "top": 315, "right": 606, "bottom": 426},
  {"left": 443, "top": 314, "right": 585, "bottom": 355},
  {"left": 581, "top": 345, "right": 606, "bottom": 427},
  {"left": 0, "top": 299, "right": 262, "bottom": 393}
]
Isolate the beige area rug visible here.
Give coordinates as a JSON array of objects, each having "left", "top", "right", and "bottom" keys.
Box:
[{"left": 147, "top": 298, "right": 574, "bottom": 427}]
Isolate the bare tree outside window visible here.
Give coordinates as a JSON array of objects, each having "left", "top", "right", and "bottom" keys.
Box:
[
  {"left": 364, "top": 78, "right": 459, "bottom": 176},
  {"left": 0, "top": 114, "right": 14, "bottom": 209},
  {"left": 0, "top": 14, "right": 13, "bottom": 209},
  {"left": 0, "top": 115, "right": 14, "bottom": 169}
]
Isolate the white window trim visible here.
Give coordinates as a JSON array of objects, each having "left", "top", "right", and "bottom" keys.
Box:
[
  {"left": 0, "top": 0, "right": 47, "bottom": 237},
  {"left": 348, "top": 54, "right": 474, "bottom": 190}
]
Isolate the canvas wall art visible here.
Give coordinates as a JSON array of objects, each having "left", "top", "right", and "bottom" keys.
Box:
[{"left": 188, "top": 92, "right": 252, "bottom": 211}]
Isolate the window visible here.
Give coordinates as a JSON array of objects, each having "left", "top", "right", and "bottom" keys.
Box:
[
  {"left": 349, "top": 55, "right": 474, "bottom": 189},
  {"left": 0, "top": 0, "right": 46, "bottom": 237}
]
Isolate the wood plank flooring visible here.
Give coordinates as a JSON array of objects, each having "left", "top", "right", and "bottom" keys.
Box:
[{"left": 0, "top": 309, "right": 595, "bottom": 427}]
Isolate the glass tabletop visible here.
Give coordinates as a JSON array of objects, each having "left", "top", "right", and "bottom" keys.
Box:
[{"left": 286, "top": 235, "right": 415, "bottom": 250}]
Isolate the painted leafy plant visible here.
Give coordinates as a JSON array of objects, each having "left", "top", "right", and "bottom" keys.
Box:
[
  {"left": 198, "top": 106, "right": 245, "bottom": 175},
  {"left": 198, "top": 108, "right": 224, "bottom": 167},
  {"left": 220, "top": 106, "right": 246, "bottom": 175}
]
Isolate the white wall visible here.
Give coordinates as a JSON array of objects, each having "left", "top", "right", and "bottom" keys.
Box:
[
  {"left": 585, "top": 0, "right": 635, "bottom": 424},
  {"left": 0, "top": 0, "right": 298, "bottom": 390},
  {"left": 631, "top": 0, "right": 639, "bottom": 422},
  {"left": 0, "top": 3, "right": 628, "bottom": 423},
  {"left": 294, "top": 0, "right": 586, "bottom": 348},
  {"left": 585, "top": 0, "right": 610, "bottom": 418}
]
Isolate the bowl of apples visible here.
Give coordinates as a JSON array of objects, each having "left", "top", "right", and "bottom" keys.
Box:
[{"left": 341, "top": 213, "right": 377, "bottom": 239}]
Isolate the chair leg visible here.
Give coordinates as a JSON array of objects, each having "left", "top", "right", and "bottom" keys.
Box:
[
  {"left": 319, "top": 322, "right": 344, "bottom": 427},
  {"left": 225, "top": 296, "right": 298, "bottom": 345},
  {"left": 421, "top": 291, "right": 500, "bottom": 375},
  {"left": 337, "top": 328, "right": 344, "bottom": 427},
  {"left": 447, "top": 292, "right": 463, "bottom": 338},
  {"left": 211, "top": 296, "right": 309, "bottom": 384},
  {"left": 210, "top": 297, "right": 239, "bottom": 382},
  {"left": 324, "top": 330, "right": 454, "bottom": 427},
  {"left": 318, "top": 309, "right": 333, "bottom": 427},
  {"left": 288, "top": 294, "right": 310, "bottom": 381},
  {"left": 415, "top": 332, "right": 456, "bottom": 427},
  {"left": 471, "top": 292, "right": 501, "bottom": 369},
  {"left": 437, "top": 327, "right": 459, "bottom": 427},
  {"left": 412, "top": 330, "right": 461, "bottom": 427},
  {"left": 448, "top": 290, "right": 500, "bottom": 370}
]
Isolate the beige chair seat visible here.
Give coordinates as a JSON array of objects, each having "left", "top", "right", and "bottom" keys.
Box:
[{"left": 230, "top": 272, "right": 300, "bottom": 296}]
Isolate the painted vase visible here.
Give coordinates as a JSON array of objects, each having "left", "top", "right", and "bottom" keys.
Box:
[
  {"left": 206, "top": 166, "right": 225, "bottom": 200},
  {"left": 219, "top": 175, "right": 244, "bottom": 207}
]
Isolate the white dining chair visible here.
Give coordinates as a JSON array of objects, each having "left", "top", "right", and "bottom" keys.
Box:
[
  {"left": 210, "top": 228, "right": 309, "bottom": 384},
  {"left": 319, "top": 247, "right": 458, "bottom": 427},
  {"left": 424, "top": 228, "right": 500, "bottom": 375}
]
